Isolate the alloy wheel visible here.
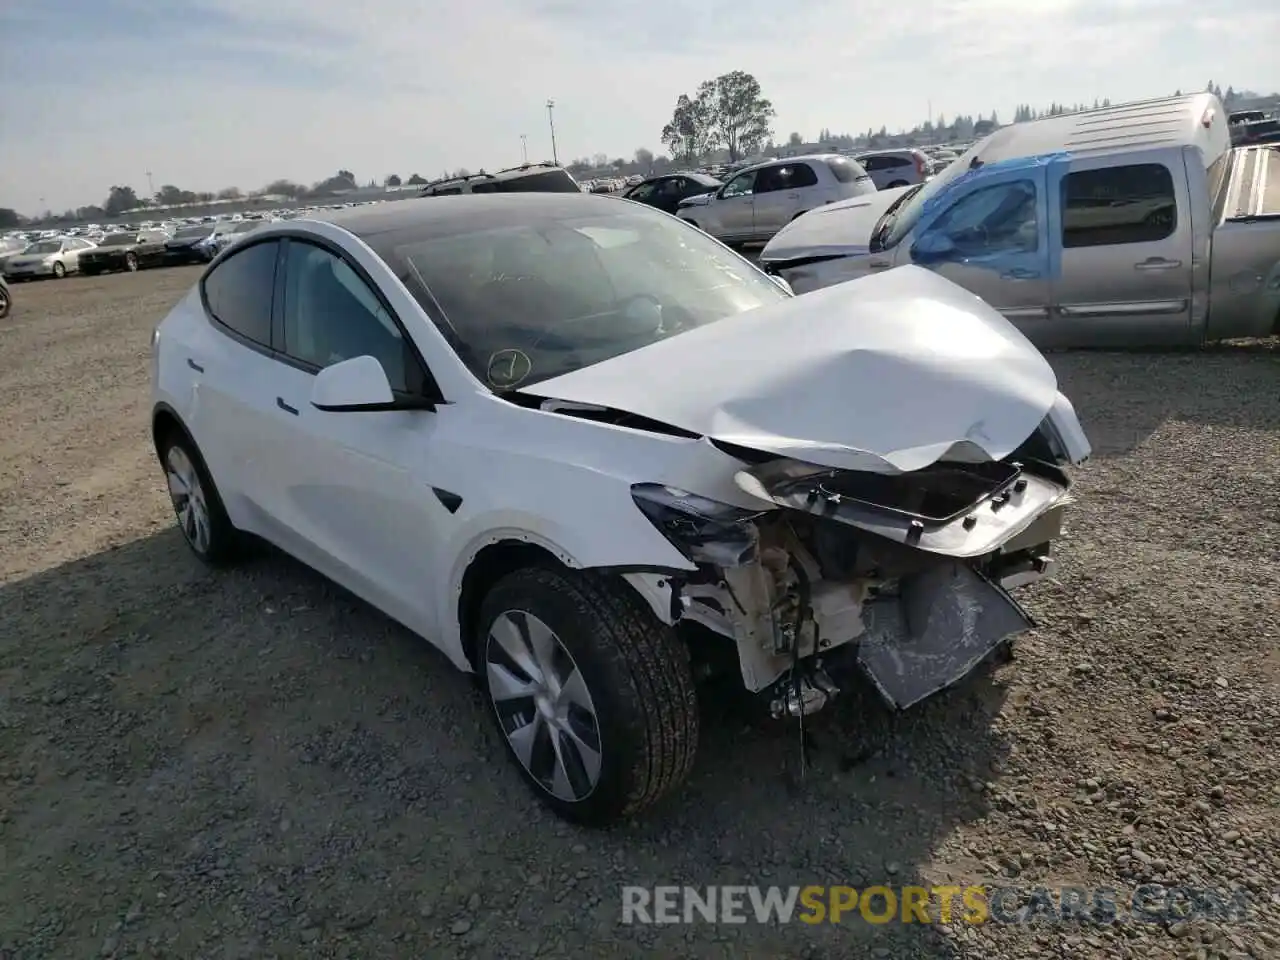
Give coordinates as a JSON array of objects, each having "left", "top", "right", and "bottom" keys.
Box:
[
  {"left": 165, "top": 446, "right": 211, "bottom": 554},
  {"left": 485, "top": 610, "right": 603, "bottom": 802}
]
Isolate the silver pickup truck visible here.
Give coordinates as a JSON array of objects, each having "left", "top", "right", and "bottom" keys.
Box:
[{"left": 759, "top": 94, "right": 1280, "bottom": 348}]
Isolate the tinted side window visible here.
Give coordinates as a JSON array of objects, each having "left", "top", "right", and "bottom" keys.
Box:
[
  {"left": 202, "top": 241, "right": 278, "bottom": 346},
  {"left": 722, "top": 171, "right": 756, "bottom": 197},
  {"left": 1061, "top": 164, "right": 1176, "bottom": 248},
  {"left": 826, "top": 158, "right": 870, "bottom": 183},
  {"left": 860, "top": 156, "right": 885, "bottom": 171},
  {"left": 754, "top": 166, "right": 786, "bottom": 193},
  {"left": 790, "top": 163, "right": 819, "bottom": 188},
  {"left": 281, "top": 241, "right": 409, "bottom": 392}
]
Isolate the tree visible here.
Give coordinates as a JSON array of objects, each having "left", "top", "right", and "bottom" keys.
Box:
[
  {"left": 103, "top": 185, "right": 140, "bottom": 215},
  {"left": 407, "top": 173, "right": 427, "bottom": 185},
  {"left": 660, "top": 92, "right": 715, "bottom": 165},
  {"left": 787, "top": 131, "right": 803, "bottom": 146},
  {"left": 0, "top": 208, "right": 21, "bottom": 228},
  {"left": 216, "top": 187, "right": 242, "bottom": 200},
  {"left": 337, "top": 169, "right": 356, "bottom": 184},
  {"left": 634, "top": 147, "right": 654, "bottom": 171},
  {"left": 702, "top": 71, "right": 775, "bottom": 162},
  {"left": 260, "top": 179, "right": 303, "bottom": 198},
  {"left": 384, "top": 174, "right": 402, "bottom": 187}
]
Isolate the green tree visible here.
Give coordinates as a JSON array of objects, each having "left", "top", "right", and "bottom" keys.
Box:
[
  {"left": 633, "top": 147, "right": 654, "bottom": 171},
  {"left": 0, "top": 207, "right": 22, "bottom": 228},
  {"left": 787, "top": 131, "right": 803, "bottom": 146},
  {"left": 103, "top": 185, "right": 140, "bottom": 215},
  {"left": 702, "top": 71, "right": 775, "bottom": 162},
  {"left": 384, "top": 174, "right": 402, "bottom": 187},
  {"left": 661, "top": 92, "right": 715, "bottom": 165},
  {"left": 407, "top": 173, "right": 427, "bottom": 185}
]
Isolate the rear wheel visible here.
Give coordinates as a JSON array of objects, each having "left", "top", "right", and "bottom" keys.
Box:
[
  {"left": 52, "top": 261, "right": 66, "bottom": 279},
  {"left": 477, "top": 566, "right": 699, "bottom": 825},
  {"left": 125, "top": 252, "right": 139, "bottom": 272},
  {"left": 0, "top": 284, "right": 9, "bottom": 319},
  {"left": 157, "top": 428, "right": 241, "bottom": 566}
]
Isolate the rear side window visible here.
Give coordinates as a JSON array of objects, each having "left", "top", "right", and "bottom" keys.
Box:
[
  {"left": 826, "top": 157, "right": 871, "bottom": 183},
  {"left": 1061, "top": 163, "right": 1177, "bottom": 248},
  {"left": 788, "top": 163, "right": 819, "bottom": 188},
  {"left": 202, "top": 240, "right": 278, "bottom": 346}
]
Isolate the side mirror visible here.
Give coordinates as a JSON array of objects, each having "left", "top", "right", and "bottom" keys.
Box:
[
  {"left": 911, "top": 230, "right": 956, "bottom": 264},
  {"left": 311, "top": 355, "right": 396, "bottom": 412}
]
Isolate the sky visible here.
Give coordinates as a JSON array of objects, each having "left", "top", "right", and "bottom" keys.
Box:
[{"left": 1, "top": 0, "right": 1276, "bottom": 215}]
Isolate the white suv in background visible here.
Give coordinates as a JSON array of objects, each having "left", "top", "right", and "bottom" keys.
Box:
[
  {"left": 676, "top": 154, "right": 876, "bottom": 244},
  {"left": 855, "top": 149, "right": 932, "bottom": 190}
]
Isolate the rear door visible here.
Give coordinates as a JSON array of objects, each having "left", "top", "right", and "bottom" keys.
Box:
[
  {"left": 1050, "top": 155, "right": 1194, "bottom": 345},
  {"left": 184, "top": 238, "right": 286, "bottom": 533},
  {"left": 905, "top": 166, "right": 1051, "bottom": 332}
]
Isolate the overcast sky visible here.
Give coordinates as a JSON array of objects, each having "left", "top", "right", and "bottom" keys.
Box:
[{"left": 1, "top": 0, "right": 1276, "bottom": 215}]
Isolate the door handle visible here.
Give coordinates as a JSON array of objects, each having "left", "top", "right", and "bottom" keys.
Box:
[
  {"left": 1134, "top": 257, "right": 1182, "bottom": 271},
  {"left": 869, "top": 259, "right": 892, "bottom": 270},
  {"left": 1000, "top": 268, "right": 1041, "bottom": 280},
  {"left": 186, "top": 358, "right": 204, "bottom": 373},
  {"left": 276, "top": 397, "right": 299, "bottom": 416}
]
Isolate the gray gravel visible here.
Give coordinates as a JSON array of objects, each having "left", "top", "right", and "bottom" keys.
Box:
[{"left": 0, "top": 268, "right": 1277, "bottom": 960}]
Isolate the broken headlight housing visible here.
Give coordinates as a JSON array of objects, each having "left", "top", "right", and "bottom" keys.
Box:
[{"left": 630, "top": 483, "right": 763, "bottom": 567}]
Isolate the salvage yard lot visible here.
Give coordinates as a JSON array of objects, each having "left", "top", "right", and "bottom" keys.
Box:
[{"left": 1, "top": 269, "right": 1278, "bottom": 960}]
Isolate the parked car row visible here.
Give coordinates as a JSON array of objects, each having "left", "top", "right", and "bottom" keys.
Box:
[{"left": 0, "top": 220, "right": 271, "bottom": 283}]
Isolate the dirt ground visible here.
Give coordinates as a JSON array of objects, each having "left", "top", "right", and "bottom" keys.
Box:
[{"left": 0, "top": 267, "right": 1277, "bottom": 960}]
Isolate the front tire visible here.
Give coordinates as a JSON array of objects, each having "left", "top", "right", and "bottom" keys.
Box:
[
  {"left": 125, "top": 252, "right": 139, "bottom": 272},
  {"left": 0, "top": 285, "right": 10, "bottom": 319},
  {"left": 477, "top": 566, "right": 699, "bottom": 825},
  {"left": 52, "top": 261, "right": 66, "bottom": 279},
  {"left": 157, "top": 429, "right": 240, "bottom": 566}
]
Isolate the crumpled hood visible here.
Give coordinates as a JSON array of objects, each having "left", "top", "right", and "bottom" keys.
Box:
[
  {"left": 523, "top": 265, "right": 1062, "bottom": 474},
  {"left": 760, "top": 185, "right": 911, "bottom": 263}
]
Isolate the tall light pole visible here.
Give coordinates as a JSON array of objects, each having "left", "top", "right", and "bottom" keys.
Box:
[
  {"left": 546, "top": 99, "right": 558, "bottom": 166},
  {"left": 520, "top": 134, "right": 528, "bottom": 164},
  {"left": 146, "top": 170, "right": 155, "bottom": 197}
]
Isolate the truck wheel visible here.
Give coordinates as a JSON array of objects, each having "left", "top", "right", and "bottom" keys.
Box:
[{"left": 477, "top": 566, "right": 699, "bottom": 825}]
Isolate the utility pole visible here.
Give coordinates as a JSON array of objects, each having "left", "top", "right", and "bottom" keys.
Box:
[
  {"left": 146, "top": 170, "right": 155, "bottom": 197},
  {"left": 546, "top": 99, "right": 558, "bottom": 165},
  {"left": 520, "top": 134, "right": 528, "bottom": 164}
]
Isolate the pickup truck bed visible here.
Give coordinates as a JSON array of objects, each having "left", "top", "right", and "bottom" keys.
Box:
[{"left": 1224, "top": 145, "right": 1280, "bottom": 220}]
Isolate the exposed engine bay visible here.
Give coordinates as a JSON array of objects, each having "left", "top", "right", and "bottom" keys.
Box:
[{"left": 630, "top": 427, "right": 1076, "bottom": 717}]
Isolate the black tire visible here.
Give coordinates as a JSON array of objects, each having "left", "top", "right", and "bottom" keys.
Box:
[
  {"left": 887, "top": 180, "right": 909, "bottom": 188},
  {"left": 125, "top": 252, "right": 139, "bottom": 272},
  {"left": 476, "top": 566, "right": 699, "bottom": 825},
  {"left": 0, "top": 284, "right": 9, "bottom": 319},
  {"left": 156, "top": 427, "right": 241, "bottom": 566},
  {"left": 52, "top": 261, "right": 66, "bottom": 279}
]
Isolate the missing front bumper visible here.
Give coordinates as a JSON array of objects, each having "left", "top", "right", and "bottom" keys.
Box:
[{"left": 856, "top": 561, "right": 1033, "bottom": 709}]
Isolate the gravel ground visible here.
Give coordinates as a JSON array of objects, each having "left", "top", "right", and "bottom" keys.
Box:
[{"left": 0, "top": 268, "right": 1277, "bottom": 960}]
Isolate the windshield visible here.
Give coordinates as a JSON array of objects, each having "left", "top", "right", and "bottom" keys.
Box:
[
  {"left": 25, "top": 240, "right": 61, "bottom": 254},
  {"left": 99, "top": 233, "right": 136, "bottom": 246},
  {"left": 392, "top": 207, "right": 787, "bottom": 389},
  {"left": 174, "top": 225, "right": 210, "bottom": 239},
  {"left": 880, "top": 140, "right": 989, "bottom": 248}
]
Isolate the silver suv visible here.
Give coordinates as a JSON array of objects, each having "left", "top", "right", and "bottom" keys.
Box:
[
  {"left": 676, "top": 154, "right": 875, "bottom": 244},
  {"left": 855, "top": 149, "right": 932, "bottom": 190}
]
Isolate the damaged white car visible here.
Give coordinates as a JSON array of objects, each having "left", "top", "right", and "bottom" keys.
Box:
[{"left": 150, "top": 194, "right": 1091, "bottom": 824}]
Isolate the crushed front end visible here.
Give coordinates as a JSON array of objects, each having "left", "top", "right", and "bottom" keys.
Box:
[{"left": 632, "top": 416, "right": 1086, "bottom": 716}]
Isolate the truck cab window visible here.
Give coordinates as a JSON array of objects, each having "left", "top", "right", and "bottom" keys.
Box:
[
  {"left": 1061, "top": 164, "right": 1177, "bottom": 248},
  {"left": 930, "top": 179, "right": 1039, "bottom": 255}
]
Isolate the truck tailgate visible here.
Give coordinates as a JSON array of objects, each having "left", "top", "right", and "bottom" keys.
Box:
[{"left": 1227, "top": 145, "right": 1280, "bottom": 219}]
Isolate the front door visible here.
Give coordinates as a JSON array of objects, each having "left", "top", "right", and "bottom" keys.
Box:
[
  {"left": 269, "top": 238, "right": 449, "bottom": 627},
  {"left": 903, "top": 166, "right": 1051, "bottom": 336},
  {"left": 1049, "top": 155, "right": 1195, "bottom": 346},
  {"left": 714, "top": 170, "right": 758, "bottom": 240}
]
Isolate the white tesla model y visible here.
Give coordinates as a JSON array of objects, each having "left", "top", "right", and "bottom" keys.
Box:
[{"left": 151, "top": 193, "right": 1091, "bottom": 824}]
